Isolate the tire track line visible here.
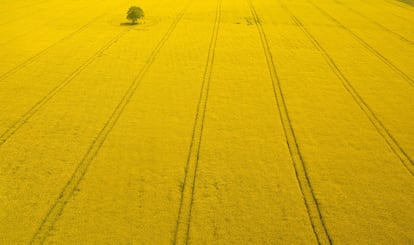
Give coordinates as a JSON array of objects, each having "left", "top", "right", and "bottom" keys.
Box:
[
  {"left": 307, "top": 0, "right": 414, "bottom": 88},
  {"left": 367, "top": 1, "right": 414, "bottom": 25},
  {"left": 0, "top": 4, "right": 89, "bottom": 46},
  {"left": 0, "top": 0, "right": 168, "bottom": 147},
  {"left": 247, "top": 0, "right": 332, "bottom": 244},
  {"left": 334, "top": 0, "right": 414, "bottom": 46},
  {"left": 173, "top": 1, "right": 221, "bottom": 244},
  {"left": 385, "top": 0, "right": 414, "bottom": 11},
  {"left": 0, "top": 0, "right": 50, "bottom": 15},
  {"left": 390, "top": 11, "right": 414, "bottom": 25},
  {"left": 279, "top": 2, "right": 414, "bottom": 177},
  {"left": 0, "top": 12, "right": 106, "bottom": 82},
  {"left": 29, "top": 2, "right": 192, "bottom": 244},
  {"left": 0, "top": 0, "right": 52, "bottom": 24},
  {"left": 0, "top": 0, "right": 73, "bottom": 27},
  {"left": 0, "top": 28, "right": 130, "bottom": 147},
  {"left": 371, "top": 2, "right": 414, "bottom": 25}
]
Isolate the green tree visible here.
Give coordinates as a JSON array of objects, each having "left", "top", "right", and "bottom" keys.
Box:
[{"left": 127, "top": 6, "right": 144, "bottom": 24}]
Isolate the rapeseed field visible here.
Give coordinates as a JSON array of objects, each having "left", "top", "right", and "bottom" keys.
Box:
[{"left": 0, "top": 0, "right": 413, "bottom": 243}]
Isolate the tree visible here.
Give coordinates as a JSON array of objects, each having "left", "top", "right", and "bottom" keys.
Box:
[{"left": 127, "top": 6, "right": 144, "bottom": 24}]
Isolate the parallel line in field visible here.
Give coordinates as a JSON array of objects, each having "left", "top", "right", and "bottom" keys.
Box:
[
  {"left": 279, "top": 3, "right": 414, "bottom": 177},
  {"left": 29, "top": 2, "right": 192, "bottom": 244},
  {"left": 0, "top": 4, "right": 89, "bottom": 46},
  {"left": 0, "top": 13, "right": 105, "bottom": 82},
  {"left": 0, "top": 28, "right": 130, "bottom": 147},
  {"left": 0, "top": 0, "right": 50, "bottom": 15},
  {"left": 308, "top": 0, "right": 414, "bottom": 88},
  {"left": 0, "top": 0, "right": 167, "bottom": 145},
  {"left": 248, "top": 1, "right": 332, "bottom": 244},
  {"left": 0, "top": 0, "right": 65, "bottom": 26},
  {"left": 390, "top": 11, "right": 414, "bottom": 24},
  {"left": 368, "top": 2, "right": 414, "bottom": 25},
  {"left": 173, "top": 0, "right": 221, "bottom": 244},
  {"left": 372, "top": 1, "right": 414, "bottom": 25},
  {"left": 334, "top": 0, "right": 414, "bottom": 46},
  {"left": 385, "top": 0, "right": 414, "bottom": 11},
  {"left": 0, "top": 0, "right": 52, "bottom": 23},
  {"left": 366, "top": 3, "right": 414, "bottom": 23}
]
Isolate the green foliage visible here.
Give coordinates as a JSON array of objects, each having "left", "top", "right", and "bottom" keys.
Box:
[{"left": 127, "top": 6, "right": 144, "bottom": 24}]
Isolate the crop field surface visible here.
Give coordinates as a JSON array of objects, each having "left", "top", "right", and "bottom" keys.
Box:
[{"left": 0, "top": 0, "right": 413, "bottom": 244}]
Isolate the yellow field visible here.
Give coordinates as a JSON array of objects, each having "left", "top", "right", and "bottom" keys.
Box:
[{"left": 0, "top": 0, "right": 413, "bottom": 244}]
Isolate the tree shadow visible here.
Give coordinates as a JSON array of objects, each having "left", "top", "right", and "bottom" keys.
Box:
[
  {"left": 398, "top": 0, "right": 414, "bottom": 6},
  {"left": 120, "top": 22, "right": 138, "bottom": 26}
]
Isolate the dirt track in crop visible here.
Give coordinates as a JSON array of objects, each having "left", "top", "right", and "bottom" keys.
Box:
[{"left": 0, "top": 0, "right": 413, "bottom": 244}]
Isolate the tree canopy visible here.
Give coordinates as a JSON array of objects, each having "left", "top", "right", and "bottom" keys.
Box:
[{"left": 127, "top": 6, "right": 144, "bottom": 24}]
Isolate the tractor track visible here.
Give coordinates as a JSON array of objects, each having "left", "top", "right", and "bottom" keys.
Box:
[
  {"left": 0, "top": 0, "right": 131, "bottom": 81},
  {"left": 390, "top": 11, "right": 414, "bottom": 24},
  {"left": 385, "top": 0, "right": 414, "bottom": 11},
  {"left": 334, "top": 0, "right": 414, "bottom": 46},
  {"left": 307, "top": 0, "right": 414, "bottom": 88},
  {"left": 0, "top": 4, "right": 89, "bottom": 46},
  {"left": 0, "top": 0, "right": 169, "bottom": 147},
  {"left": 0, "top": 0, "right": 51, "bottom": 15},
  {"left": 365, "top": 1, "right": 414, "bottom": 26},
  {"left": 355, "top": 0, "right": 414, "bottom": 25},
  {"left": 0, "top": 13, "right": 106, "bottom": 82},
  {"left": 247, "top": 0, "right": 332, "bottom": 244},
  {"left": 0, "top": 28, "right": 130, "bottom": 147},
  {"left": 29, "top": 1, "right": 193, "bottom": 243},
  {"left": 372, "top": 1, "right": 414, "bottom": 25},
  {"left": 0, "top": 0, "right": 68, "bottom": 26},
  {"left": 279, "top": 2, "right": 414, "bottom": 177},
  {"left": 173, "top": 0, "right": 221, "bottom": 244}
]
